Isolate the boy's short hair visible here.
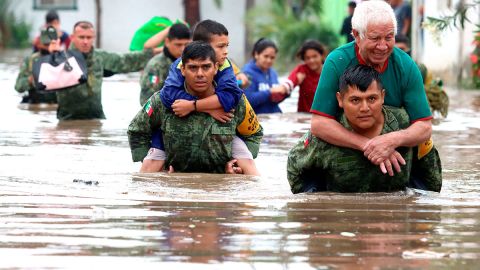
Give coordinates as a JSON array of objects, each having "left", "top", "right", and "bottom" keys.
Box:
[
  {"left": 46, "top": 9, "right": 59, "bottom": 24},
  {"left": 339, "top": 65, "right": 383, "bottom": 93},
  {"left": 181, "top": 40, "right": 217, "bottom": 64},
  {"left": 192, "top": 19, "right": 228, "bottom": 42},
  {"left": 168, "top": 23, "right": 191, "bottom": 40}
]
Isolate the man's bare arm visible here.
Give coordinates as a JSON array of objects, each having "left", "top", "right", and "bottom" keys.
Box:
[
  {"left": 310, "top": 114, "right": 369, "bottom": 150},
  {"left": 364, "top": 119, "right": 432, "bottom": 164}
]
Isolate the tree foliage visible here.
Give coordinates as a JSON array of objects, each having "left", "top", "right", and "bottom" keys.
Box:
[
  {"left": 246, "top": 0, "right": 339, "bottom": 70},
  {"left": 424, "top": 0, "right": 480, "bottom": 32},
  {"left": 0, "top": 0, "right": 31, "bottom": 49}
]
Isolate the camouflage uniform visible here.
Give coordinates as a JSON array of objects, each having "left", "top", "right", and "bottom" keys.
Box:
[
  {"left": 287, "top": 106, "right": 442, "bottom": 193},
  {"left": 56, "top": 44, "right": 154, "bottom": 120},
  {"left": 138, "top": 49, "right": 175, "bottom": 106},
  {"left": 14, "top": 52, "right": 57, "bottom": 104},
  {"left": 128, "top": 92, "right": 263, "bottom": 173}
]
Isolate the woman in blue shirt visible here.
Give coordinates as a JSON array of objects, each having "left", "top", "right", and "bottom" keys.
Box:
[{"left": 242, "top": 38, "right": 289, "bottom": 114}]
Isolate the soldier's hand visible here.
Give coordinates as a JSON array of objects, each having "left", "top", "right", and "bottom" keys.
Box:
[
  {"left": 379, "top": 151, "right": 406, "bottom": 176},
  {"left": 167, "top": 165, "right": 174, "bottom": 174},
  {"left": 225, "top": 159, "right": 243, "bottom": 174},
  {"left": 363, "top": 133, "right": 399, "bottom": 165},
  {"left": 207, "top": 108, "right": 234, "bottom": 123},
  {"left": 172, "top": 99, "right": 194, "bottom": 117}
]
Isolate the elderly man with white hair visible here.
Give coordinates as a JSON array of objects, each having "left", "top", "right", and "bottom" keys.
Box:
[{"left": 309, "top": 0, "right": 435, "bottom": 189}]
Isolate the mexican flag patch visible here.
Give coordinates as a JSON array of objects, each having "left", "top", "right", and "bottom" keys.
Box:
[
  {"left": 144, "top": 100, "right": 153, "bottom": 117},
  {"left": 149, "top": 75, "right": 159, "bottom": 84}
]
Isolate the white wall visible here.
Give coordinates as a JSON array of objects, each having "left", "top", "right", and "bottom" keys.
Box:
[
  {"left": 100, "top": 0, "right": 184, "bottom": 52},
  {"left": 422, "top": 0, "right": 479, "bottom": 83},
  {"left": 200, "top": 0, "right": 246, "bottom": 65},
  {"left": 10, "top": 0, "right": 246, "bottom": 64}
]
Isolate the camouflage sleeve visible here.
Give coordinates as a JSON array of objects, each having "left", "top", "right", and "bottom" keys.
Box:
[
  {"left": 127, "top": 93, "right": 164, "bottom": 162},
  {"left": 411, "top": 140, "right": 442, "bottom": 192},
  {"left": 287, "top": 132, "right": 327, "bottom": 194},
  {"left": 139, "top": 55, "right": 170, "bottom": 105},
  {"left": 14, "top": 56, "right": 33, "bottom": 93},
  {"left": 101, "top": 48, "right": 154, "bottom": 74},
  {"left": 235, "top": 95, "right": 263, "bottom": 158}
]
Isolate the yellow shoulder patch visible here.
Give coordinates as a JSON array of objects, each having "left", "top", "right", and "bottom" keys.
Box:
[
  {"left": 176, "top": 60, "right": 183, "bottom": 69},
  {"left": 237, "top": 95, "right": 260, "bottom": 136},
  {"left": 418, "top": 138, "right": 433, "bottom": 159},
  {"left": 219, "top": 58, "right": 231, "bottom": 72},
  {"left": 231, "top": 61, "right": 240, "bottom": 75}
]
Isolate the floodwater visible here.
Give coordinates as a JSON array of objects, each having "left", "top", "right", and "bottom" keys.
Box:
[{"left": 1, "top": 50, "right": 480, "bottom": 269}]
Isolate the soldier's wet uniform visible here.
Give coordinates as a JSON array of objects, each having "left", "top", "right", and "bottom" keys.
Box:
[
  {"left": 287, "top": 106, "right": 442, "bottom": 193},
  {"left": 56, "top": 44, "right": 153, "bottom": 120},
  {"left": 138, "top": 46, "right": 177, "bottom": 106},
  {"left": 128, "top": 92, "right": 263, "bottom": 173},
  {"left": 15, "top": 52, "right": 58, "bottom": 104}
]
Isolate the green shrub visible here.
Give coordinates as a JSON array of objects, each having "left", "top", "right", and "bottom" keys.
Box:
[{"left": 0, "top": 0, "right": 32, "bottom": 49}]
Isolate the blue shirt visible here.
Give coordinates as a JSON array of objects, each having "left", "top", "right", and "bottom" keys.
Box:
[
  {"left": 242, "top": 59, "right": 281, "bottom": 114},
  {"left": 160, "top": 58, "right": 243, "bottom": 112}
]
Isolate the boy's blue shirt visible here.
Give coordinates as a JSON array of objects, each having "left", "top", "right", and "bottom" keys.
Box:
[{"left": 160, "top": 57, "right": 243, "bottom": 112}]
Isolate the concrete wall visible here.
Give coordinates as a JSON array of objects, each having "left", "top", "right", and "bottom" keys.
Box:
[
  {"left": 422, "top": 0, "right": 479, "bottom": 84},
  {"left": 10, "top": 0, "right": 247, "bottom": 64}
]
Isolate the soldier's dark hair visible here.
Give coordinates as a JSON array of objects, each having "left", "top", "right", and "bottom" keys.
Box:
[
  {"left": 73, "top": 21, "right": 94, "bottom": 32},
  {"left": 168, "top": 23, "right": 191, "bottom": 40},
  {"left": 348, "top": 1, "right": 357, "bottom": 9},
  {"left": 182, "top": 41, "right": 216, "bottom": 64},
  {"left": 339, "top": 65, "right": 383, "bottom": 93},
  {"left": 192, "top": 19, "right": 228, "bottom": 42},
  {"left": 252, "top": 38, "right": 277, "bottom": 58},
  {"left": 296, "top": 40, "right": 326, "bottom": 61},
  {"left": 46, "top": 10, "right": 59, "bottom": 24}
]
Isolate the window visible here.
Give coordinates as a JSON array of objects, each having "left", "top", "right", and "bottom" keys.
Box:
[{"left": 33, "top": 0, "right": 77, "bottom": 10}]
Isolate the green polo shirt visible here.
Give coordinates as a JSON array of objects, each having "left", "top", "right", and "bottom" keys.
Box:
[{"left": 311, "top": 42, "right": 432, "bottom": 122}]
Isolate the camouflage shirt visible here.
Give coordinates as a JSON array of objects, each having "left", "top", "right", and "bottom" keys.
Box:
[
  {"left": 14, "top": 52, "right": 57, "bottom": 103},
  {"left": 139, "top": 49, "right": 175, "bottom": 106},
  {"left": 56, "top": 45, "right": 154, "bottom": 120},
  {"left": 128, "top": 92, "right": 263, "bottom": 173},
  {"left": 287, "top": 106, "right": 441, "bottom": 193}
]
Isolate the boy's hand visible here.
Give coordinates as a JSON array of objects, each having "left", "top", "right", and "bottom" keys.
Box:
[
  {"left": 172, "top": 99, "right": 195, "bottom": 117},
  {"left": 225, "top": 159, "right": 243, "bottom": 174},
  {"left": 207, "top": 108, "right": 234, "bottom": 123},
  {"left": 236, "top": 72, "right": 250, "bottom": 89}
]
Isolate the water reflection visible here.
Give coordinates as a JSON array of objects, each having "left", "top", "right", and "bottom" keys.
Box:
[{"left": 1, "top": 52, "right": 480, "bottom": 268}]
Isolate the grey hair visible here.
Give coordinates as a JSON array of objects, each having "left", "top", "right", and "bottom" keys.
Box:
[{"left": 351, "top": 0, "right": 397, "bottom": 39}]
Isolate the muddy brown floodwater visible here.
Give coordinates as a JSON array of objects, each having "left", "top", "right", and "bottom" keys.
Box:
[{"left": 1, "top": 50, "right": 479, "bottom": 269}]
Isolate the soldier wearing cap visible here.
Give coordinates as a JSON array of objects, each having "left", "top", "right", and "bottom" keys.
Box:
[
  {"left": 287, "top": 65, "right": 442, "bottom": 193},
  {"left": 128, "top": 41, "right": 263, "bottom": 173},
  {"left": 15, "top": 28, "right": 60, "bottom": 104}
]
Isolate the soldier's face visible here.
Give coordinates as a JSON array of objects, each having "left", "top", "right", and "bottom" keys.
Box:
[
  {"left": 209, "top": 34, "right": 229, "bottom": 66},
  {"left": 165, "top": 38, "right": 191, "bottom": 59},
  {"left": 336, "top": 81, "right": 385, "bottom": 133},
  {"left": 181, "top": 58, "right": 218, "bottom": 95},
  {"left": 71, "top": 27, "right": 95, "bottom": 53}
]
